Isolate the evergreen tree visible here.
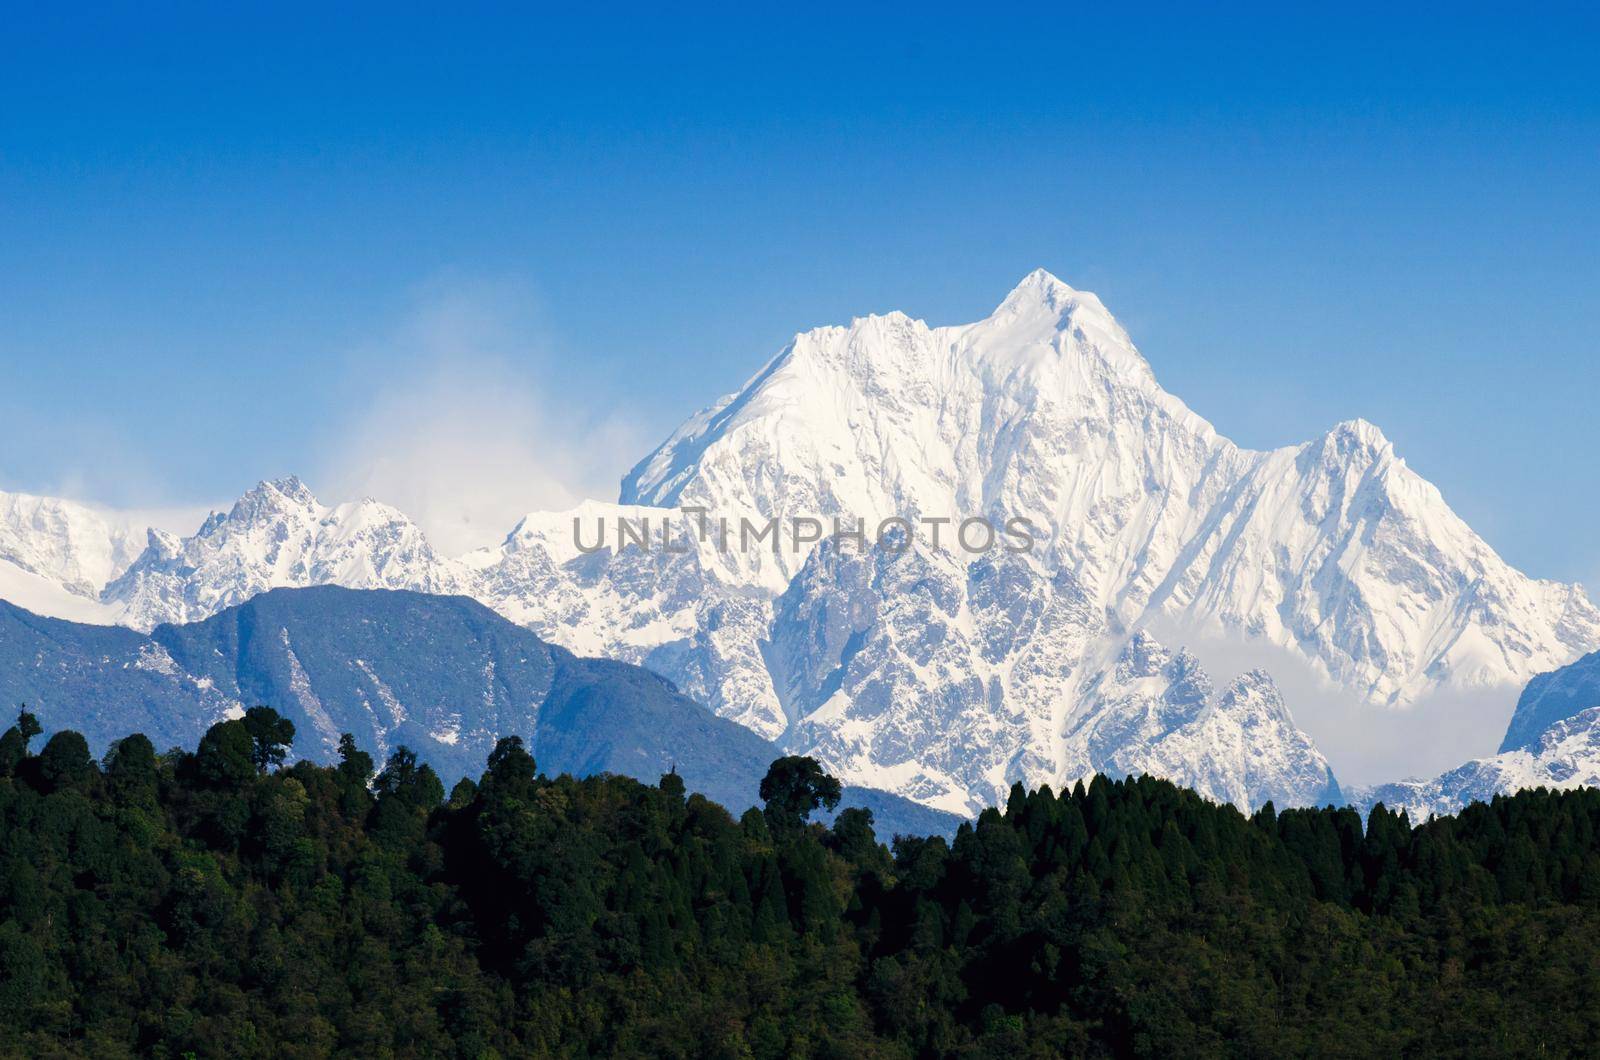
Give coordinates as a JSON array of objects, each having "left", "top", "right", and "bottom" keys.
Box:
[
  {"left": 192, "top": 718, "right": 255, "bottom": 787},
  {"left": 1, "top": 718, "right": 1599, "bottom": 1056},
  {"left": 242, "top": 705, "right": 296, "bottom": 772},
  {"left": 35, "top": 730, "right": 93, "bottom": 790},
  {"left": 759, "top": 755, "right": 842, "bottom": 836}
]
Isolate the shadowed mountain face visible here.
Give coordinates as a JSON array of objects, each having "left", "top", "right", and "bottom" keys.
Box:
[
  {"left": 8, "top": 274, "right": 1593, "bottom": 816},
  {"left": 0, "top": 587, "right": 961, "bottom": 837},
  {"left": 149, "top": 586, "right": 564, "bottom": 777},
  {"left": 1350, "top": 649, "right": 1600, "bottom": 820},
  {"left": 0, "top": 600, "right": 223, "bottom": 744},
  {"left": 1500, "top": 649, "right": 1600, "bottom": 754}
]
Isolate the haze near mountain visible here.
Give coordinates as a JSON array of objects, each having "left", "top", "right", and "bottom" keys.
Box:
[{"left": 3, "top": 271, "right": 1594, "bottom": 816}]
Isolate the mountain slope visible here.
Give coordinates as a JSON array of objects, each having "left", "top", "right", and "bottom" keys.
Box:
[
  {"left": 1355, "top": 650, "right": 1600, "bottom": 819},
  {"left": 0, "top": 489, "right": 144, "bottom": 598},
  {"left": 1500, "top": 649, "right": 1600, "bottom": 753},
  {"left": 2, "top": 271, "right": 1593, "bottom": 818},
  {"left": 1065, "top": 634, "right": 1342, "bottom": 810},
  {"left": 0, "top": 599, "right": 234, "bottom": 748},
  {"left": 0, "top": 557, "right": 119, "bottom": 624},
  {"left": 623, "top": 269, "right": 1598, "bottom": 706},
  {"left": 0, "top": 588, "right": 960, "bottom": 836}
]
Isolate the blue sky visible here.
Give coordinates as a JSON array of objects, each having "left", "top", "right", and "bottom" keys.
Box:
[{"left": 2, "top": 3, "right": 1597, "bottom": 577}]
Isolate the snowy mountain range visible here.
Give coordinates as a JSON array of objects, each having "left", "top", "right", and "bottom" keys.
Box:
[
  {"left": 3, "top": 270, "right": 1595, "bottom": 817},
  {"left": 0, "top": 491, "right": 146, "bottom": 621},
  {"left": 1352, "top": 649, "right": 1600, "bottom": 820}
]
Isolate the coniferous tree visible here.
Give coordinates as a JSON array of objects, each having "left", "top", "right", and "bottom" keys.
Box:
[
  {"left": 2, "top": 718, "right": 1600, "bottom": 1055},
  {"left": 759, "top": 755, "right": 842, "bottom": 836},
  {"left": 242, "top": 705, "right": 296, "bottom": 772}
]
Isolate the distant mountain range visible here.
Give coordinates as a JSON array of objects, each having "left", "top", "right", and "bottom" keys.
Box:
[
  {"left": 3, "top": 271, "right": 1597, "bottom": 817},
  {"left": 0, "top": 586, "right": 961, "bottom": 838},
  {"left": 1352, "top": 649, "right": 1600, "bottom": 819}
]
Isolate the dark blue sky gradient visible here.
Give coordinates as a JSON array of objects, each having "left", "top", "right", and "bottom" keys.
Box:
[{"left": 2, "top": 3, "right": 1597, "bottom": 580}]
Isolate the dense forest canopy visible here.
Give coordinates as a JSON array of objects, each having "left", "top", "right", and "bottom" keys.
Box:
[{"left": 2, "top": 706, "right": 1599, "bottom": 1057}]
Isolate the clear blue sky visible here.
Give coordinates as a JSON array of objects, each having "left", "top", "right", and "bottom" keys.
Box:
[{"left": 2, "top": 3, "right": 1597, "bottom": 581}]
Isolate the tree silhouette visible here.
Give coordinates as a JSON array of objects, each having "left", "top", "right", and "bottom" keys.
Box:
[
  {"left": 759, "top": 755, "right": 842, "bottom": 835},
  {"left": 242, "top": 706, "right": 296, "bottom": 772}
]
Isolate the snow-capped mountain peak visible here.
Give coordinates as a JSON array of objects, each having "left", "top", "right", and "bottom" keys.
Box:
[
  {"left": 619, "top": 270, "right": 1598, "bottom": 715},
  {"left": 2, "top": 272, "right": 1594, "bottom": 821},
  {"left": 0, "top": 488, "right": 146, "bottom": 597},
  {"left": 103, "top": 477, "right": 468, "bottom": 629},
  {"left": 1326, "top": 416, "right": 1390, "bottom": 448},
  {"left": 226, "top": 475, "right": 316, "bottom": 522},
  {"left": 138, "top": 527, "right": 185, "bottom": 563},
  {"left": 989, "top": 268, "right": 1129, "bottom": 345}
]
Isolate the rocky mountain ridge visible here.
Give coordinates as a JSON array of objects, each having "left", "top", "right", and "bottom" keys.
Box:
[{"left": 3, "top": 271, "right": 1594, "bottom": 816}]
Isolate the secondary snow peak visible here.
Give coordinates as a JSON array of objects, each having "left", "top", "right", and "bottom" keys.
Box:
[{"left": 5, "top": 274, "right": 1598, "bottom": 820}]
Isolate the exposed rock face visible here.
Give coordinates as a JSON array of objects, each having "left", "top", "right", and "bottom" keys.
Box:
[
  {"left": 4, "top": 272, "right": 1595, "bottom": 816},
  {"left": 1354, "top": 650, "right": 1600, "bottom": 820}
]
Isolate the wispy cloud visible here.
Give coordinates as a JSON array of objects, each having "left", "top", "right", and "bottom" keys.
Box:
[
  {"left": 314, "top": 275, "right": 646, "bottom": 555},
  {"left": 1144, "top": 615, "right": 1517, "bottom": 787},
  {"left": 6, "top": 462, "right": 216, "bottom": 539}
]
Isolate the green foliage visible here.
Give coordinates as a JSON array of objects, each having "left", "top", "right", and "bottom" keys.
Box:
[
  {"left": 35, "top": 730, "right": 93, "bottom": 790},
  {"left": 760, "top": 755, "right": 843, "bottom": 836},
  {"left": 0, "top": 707, "right": 41, "bottom": 778},
  {"left": 242, "top": 706, "right": 296, "bottom": 773},
  {"left": 3, "top": 721, "right": 1600, "bottom": 1057},
  {"left": 0, "top": 734, "right": 24, "bottom": 779},
  {"left": 193, "top": 718, "right": 257, "bottom": 787}
]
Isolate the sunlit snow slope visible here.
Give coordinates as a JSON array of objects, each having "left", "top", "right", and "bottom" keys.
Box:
[{"left": 3, "top": 271, "right": 1594, "bottom": 816}]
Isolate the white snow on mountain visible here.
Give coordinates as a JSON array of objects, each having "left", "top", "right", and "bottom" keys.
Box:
[
  {"left": 1351, "top": 650, "right": 1600, "bottom": 820},
  {"left": 102, "top": 476, "right": 470, "bottom": 629},
  {"left": 1, "top": 271, "right": 1595, "bottom": 818},
  {"left": 623, "top": 269, "right": 1599, "bottom": 709},
  {"left": 763, "top": 523, "right": 1338, "bottom": 814},
  {"left": 1066, "top": 635, "right": 1340, "bottom": 812},
  {"left": 462, "top": 501, "right": 785, "bottom": 736},
  {"left": 0, "top": 556, "right": 119, "bottom": 624},
  {"left": 1350, "top": 706, "right": 1600, "bottom": 822},
  {"left": 0, "top": 490, "right": 145, "bottom": 598}
]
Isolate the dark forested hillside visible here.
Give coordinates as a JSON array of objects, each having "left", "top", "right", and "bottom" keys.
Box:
[
  {"left": 0, "top": 590, "right": 961, "bottom": 839},
  {"left": 3, "top": 706, "right": 1600, "bottom": 1058}
]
